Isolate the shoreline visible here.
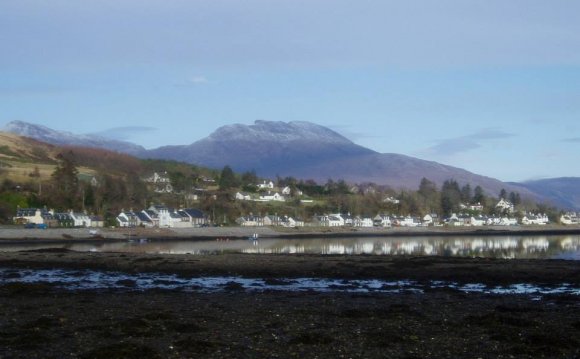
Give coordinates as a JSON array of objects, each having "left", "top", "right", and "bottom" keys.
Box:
[{"left": 0, "top": 224, "right": 579, "bottom": 243}]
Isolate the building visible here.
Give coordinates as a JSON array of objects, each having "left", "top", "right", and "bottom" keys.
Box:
[{"left": 496, "top": 199, "right": 515, "bottom": 213}]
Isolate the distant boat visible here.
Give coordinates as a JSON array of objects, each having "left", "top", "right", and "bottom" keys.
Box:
[{"left": 248, "top": 233, "right": 259, "bottom": 241}]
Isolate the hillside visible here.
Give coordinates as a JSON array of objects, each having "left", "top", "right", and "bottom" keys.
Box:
[{"left": 511, "top": 178, "right": 580, "bottom": 210}]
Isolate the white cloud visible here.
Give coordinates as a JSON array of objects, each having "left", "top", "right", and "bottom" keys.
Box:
[
  {"left": 189, "top": 76, "right": 209, "bottom": 84},
  {"left": 422, "top": 128, "right": 515, "bottom": 156}
]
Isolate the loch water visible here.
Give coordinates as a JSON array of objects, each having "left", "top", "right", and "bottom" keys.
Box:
[{"left": 1, "top": 234, "right": 579, "bottom": 260}]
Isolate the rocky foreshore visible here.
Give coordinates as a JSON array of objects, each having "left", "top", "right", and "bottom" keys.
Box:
[{"left": 1, "top": 251, "right": 580, "bottom": 358}]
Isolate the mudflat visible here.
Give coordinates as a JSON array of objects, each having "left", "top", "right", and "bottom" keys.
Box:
[{"left": 1, "top": 251, "right": 580, "bottom": 358}]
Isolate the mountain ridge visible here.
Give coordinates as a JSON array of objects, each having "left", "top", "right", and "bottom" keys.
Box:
[
  {"left": 4, "top": 120, "right": 578, "bottom": 209},
  {"left": 4, "top": 120, "right": 146, "bottom": 156}
]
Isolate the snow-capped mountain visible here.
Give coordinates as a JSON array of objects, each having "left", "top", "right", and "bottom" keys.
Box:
[{"left": 3, "top": 121, "right": 146, "bottom": 155}]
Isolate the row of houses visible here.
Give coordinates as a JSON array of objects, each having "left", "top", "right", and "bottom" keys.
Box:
[
  {"left": 13, "top": 208, "right": 104, "bottom": 228},
  {"left": 116, "top": 206, "right": 207, "bottom": 228},
  {"left": 236, "top": 215, "right": 305, "bottom": 227},
  {"left": 561, "top": 212, "right": 580, "bottom": 225}
]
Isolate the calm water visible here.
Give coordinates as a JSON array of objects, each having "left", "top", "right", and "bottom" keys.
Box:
[
  {"left": 1, "top": 235, "right": 580, "bottom": 260},
  {"left": 1, "top": 268, "right": 578, "bottom": 297}
]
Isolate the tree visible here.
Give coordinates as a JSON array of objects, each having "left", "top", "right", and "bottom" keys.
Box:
[
  {"left": 509, "top": 191, "right": 521, "bottom": 206},
  {"left": 460, "top": 184, "right": 472, "bottom": 203},
  {"left": 219, "top": 166, "right": 238, "bottom": 190},
  {"left": 50, "top": 153, "right": 80, "bottom": 209},
  {"left": 441, "top": 179, "right": 461, "bottom": 216},
  {"left": 418, "top": 178, "right": 439, "bottom": 213},
  {"left": 499, "top": 188, "right": 507, "bottom": 200},
  {"left": 473, "top": 186, "right": 485, "bottom": 204}
]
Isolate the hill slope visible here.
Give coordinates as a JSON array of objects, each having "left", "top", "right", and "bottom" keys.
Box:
[{"left": 511, "top": 178, "right": 580, "bottom": 210}]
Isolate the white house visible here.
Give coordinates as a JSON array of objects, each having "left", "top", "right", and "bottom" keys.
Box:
[
  {"left": 354, "top": 216, "right": 374, "bottom": 228},
  {"left": 281, "top": 186, "right": 303, "bottom": 196},
  {"left": 561, "top": 212, "right": 579, "bottom": 225},
  {"left": 313, "top": 215, "right": 344, "bottom": 227},
  {"left": 69, "top": 211, "right": 91, "bottom": 227},
  {"left": 235, "top": 192, "right": 252, "bottom": 201},
  {"left": 257, "top": 192, "right": 285, "bottom": 202},
  {"left": 468, "top": 216, "right": 486, "bottom": 227},
  {"left": 373, "top": 214, "right": 392, "bottom": 227},
  {"left": 236, "top": 215, "right": 264, "bottom": 227},
  {"left": 13, "top": 208, "right": 49, "bottom": 225},
  {"left": 393, "top": 216, "right": 420, "bottom": 227},
  {"left": 499, "top": 217, "right": 518, "bottom": 226},
  {"left": 144, "top": 172, "right": 173, "bottom": 193},
  {"left": 116, "top": 211, "right": 139, "bottom": 227},
  {"left": 257, "top": 181, "right": 275, "bottom": 189},
  {"left": 383, "top": 196, "right": 400, "bottom": 204},
  {"left": 496, "top": 199, "right": 515, "bottom": 213},
  {"left": 447, "top": 213, "right": 462, "bottom": 227},
  {"left": 263, "top": 215, "right": 299, "bottom": 227},
  {"left": 179, "top": 208, "right": 207, "bottom": 227},
  {"left": 521, "top": 213, "right": 549, "bottom": 225}
]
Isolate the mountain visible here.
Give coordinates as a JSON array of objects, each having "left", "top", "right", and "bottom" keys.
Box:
[
  {"left": 511, "top": 178, "right": 580, "bottom": 210},
  {"left": 147, "top": 120, "right": 535, "bottom": 198},
  {"left": 146, "top": 120, "right": 375, "bottom": 174},
  {"left": 0, "top": 120, "right": 549, "bottom": 203},
  {"left": 4, "top": 121, "right": 146, "bottom": 156}
]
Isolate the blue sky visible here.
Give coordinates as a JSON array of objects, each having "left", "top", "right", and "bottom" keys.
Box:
[{"left": 1, "top": 0, "right": 579, "bottom": 182}]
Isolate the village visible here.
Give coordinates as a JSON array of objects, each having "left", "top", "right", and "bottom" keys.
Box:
[{"left": 12, "top": 175, "right": 580, "bottom": 229}]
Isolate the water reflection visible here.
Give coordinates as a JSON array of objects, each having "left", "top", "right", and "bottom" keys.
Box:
[{"left": 1, "top": 235, "right": 579, "bottom": 259}]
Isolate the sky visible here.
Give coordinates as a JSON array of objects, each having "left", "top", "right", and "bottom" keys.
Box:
[{"left": 1, "top": 0, "right": 579, "bottom": 182}]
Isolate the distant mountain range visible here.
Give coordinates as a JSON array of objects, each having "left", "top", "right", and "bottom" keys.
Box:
[
  {"left": 3, "top": 121, "right": 146, "bottom": 156},
  {"left": 4, "top": 120, "right": 579, "bottom": 209}
]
